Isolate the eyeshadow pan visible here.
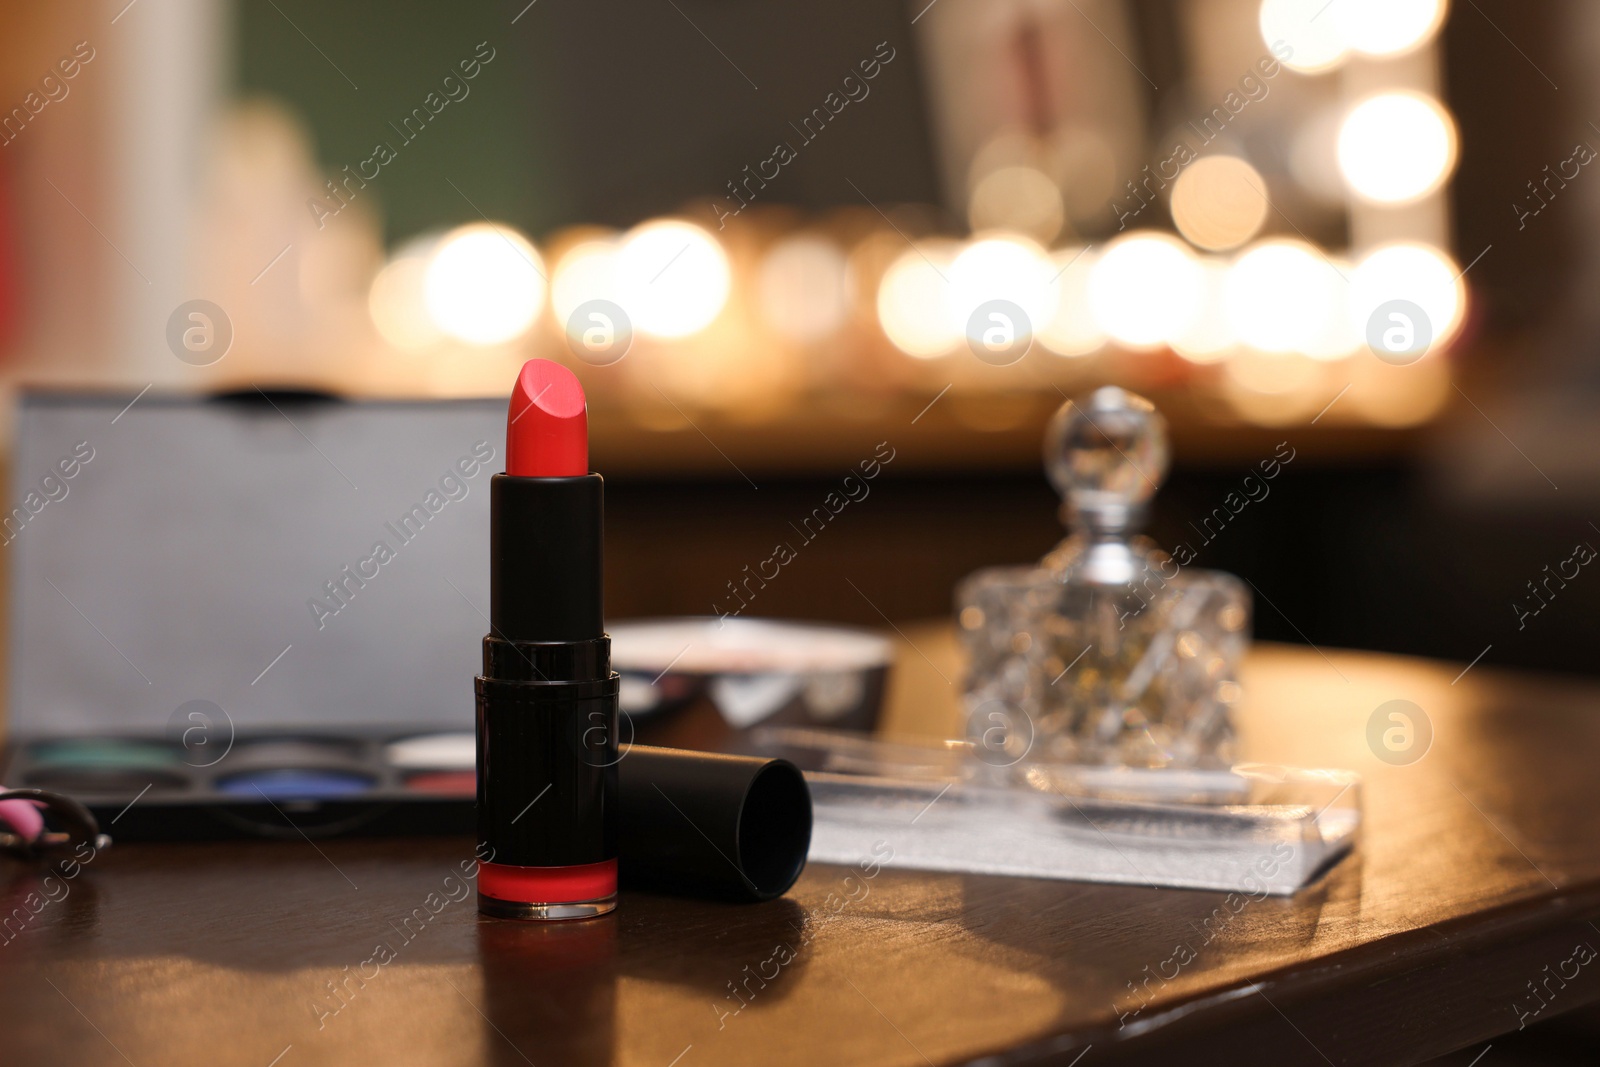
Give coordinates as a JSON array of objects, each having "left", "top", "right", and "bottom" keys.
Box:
[
  {"left": 385, "top": 732, "right": 476, "bottom": 770},
  {"left": 228, "top": 739, "right": 362, "bottom": 764},
  {"left": 29, "top": 739, "right": 183, "bottom": 771},
  {"left": 403, "top": 770, "right": 477, "bottom": 796},
  {"left": 26, "top": 766, "right": 190, "bottom": 794},
  {"left": 217, "top": 769, "right": 374, "bottom": 800}
]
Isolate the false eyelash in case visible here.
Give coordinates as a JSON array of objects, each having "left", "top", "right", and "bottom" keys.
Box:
[{"left": 745, "top": 727, "right": 1361, "bottom": 896}]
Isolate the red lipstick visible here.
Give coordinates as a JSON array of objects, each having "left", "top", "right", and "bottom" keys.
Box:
[
  {"left": 507, "top": 359, "right": 588, "bottom": 478},
  {"left": 477, "top": 359, "right": 619, "bottom": 920}
]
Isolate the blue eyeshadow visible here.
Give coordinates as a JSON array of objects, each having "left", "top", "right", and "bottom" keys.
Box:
[{"left": 216, "top": 769, "right": 374, "bottom": 799}]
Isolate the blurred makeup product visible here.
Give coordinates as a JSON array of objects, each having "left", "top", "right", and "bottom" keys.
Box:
[
  {"left": 216, "top": 768, "right": 375, "bottom": 799},
  {"left": 1, "top": 387, "right": 815, "bottom": 905},
  {"left": 0, "top": 786, "right": 109, "bottom": 860},
  {"left": 27, "top": 739, "right": 188, "bottom": 794},
  {"left": 475, "top": 359, "right": 619, "bottom": 920},
  {"left": 388, "top": 734, "right": 478, "bottom": 795},
  {"left": 748, "top": 728, "right": 1358, "bottom": 895},
  {"left": 386, "top": 733, "right": 477, "bottom": 769},
  {"left": 1, "top": 390, "right": 512, "bottom": 839},
  {"left": 1, "top": 729, "right": 486, "bottom": 836},
  {"left": 609, "top": 618, "right": 892, "bottom": 738}
]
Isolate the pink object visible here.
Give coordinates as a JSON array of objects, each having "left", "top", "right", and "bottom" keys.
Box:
[
  {"left": 0, "top": 792, "right": 45, "bottom": 841},
  {"left": 506, "top": 359, "right": 589, "bottom": 478}
]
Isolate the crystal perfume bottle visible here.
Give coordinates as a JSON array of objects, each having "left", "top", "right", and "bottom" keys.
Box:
[{"left": 958, "top": 387, "right": 1249, "bottom": 770}]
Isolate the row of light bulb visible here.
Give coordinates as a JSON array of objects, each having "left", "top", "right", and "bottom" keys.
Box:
[
  {"left": 1138, "top": 93, "right": 1453, "bottom": 258},
  {"left": 1259, "top": 1, "right": 1457, "bottom": 208},
  {"left": 876, "top": 231, "right": 1462, "bottom": 362},
  {"left": 368, "top": 215, "right": 1461, "bottom": 366},
  {"left": 369, "top": 218, "right": 732, "bottom": 349},
  {"left": 1260, "top": 0, "right": 1448, "bottom": 72},
  {"left": 1261, "top": 0, "right": 1457, "bottom": 207},
  {"left": 964, "top": 85, "right": 1457, "bottom": 256}
]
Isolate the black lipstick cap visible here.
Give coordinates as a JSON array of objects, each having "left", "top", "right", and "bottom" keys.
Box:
[{"left": 617, "top": 746, "right": 811, "bottom": 902}]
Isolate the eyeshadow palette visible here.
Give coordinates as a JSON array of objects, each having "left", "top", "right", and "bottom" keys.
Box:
[
  {"left": 2, "top": 392, "right": 501, "bottom": 840},
  {"left": 3, "top": 730, "right": 478, "bottom": 839},
  {"left": 7, "top": 730, "right": 480, "bottom": 836}
]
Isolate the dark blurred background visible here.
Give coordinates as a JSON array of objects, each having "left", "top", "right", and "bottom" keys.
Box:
[{"left": 3, "top": 0, "right": 1596, "bottom": 678}]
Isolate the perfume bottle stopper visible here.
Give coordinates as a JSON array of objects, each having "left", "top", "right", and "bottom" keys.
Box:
[{"left": 1045, "top": 386, "right": 1170, "bottom": 583}]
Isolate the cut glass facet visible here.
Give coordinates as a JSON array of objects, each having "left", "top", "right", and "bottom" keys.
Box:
[{"left": 958, "top": 387, "right": 1249, "bottom": 769}]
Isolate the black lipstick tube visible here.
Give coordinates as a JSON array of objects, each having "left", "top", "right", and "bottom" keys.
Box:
[{"left": 476, "top": 472, "right": 620, "bottom": 920}]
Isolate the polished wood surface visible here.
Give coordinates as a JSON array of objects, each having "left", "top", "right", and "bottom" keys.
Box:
[{"left": 5, "top": 626, "right": 1600, "bottom": 1066}]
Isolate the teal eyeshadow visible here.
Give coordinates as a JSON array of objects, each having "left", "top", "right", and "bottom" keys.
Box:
[{"left": 30, "top": 739, "right": 183, "bottom": 771}]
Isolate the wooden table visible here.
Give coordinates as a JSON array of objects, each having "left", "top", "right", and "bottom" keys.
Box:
[{"left": 4, "top": 626, "right": 1600, "bottom": 1066}]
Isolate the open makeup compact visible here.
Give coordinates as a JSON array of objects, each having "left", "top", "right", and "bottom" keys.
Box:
[{"left": 1, "top": 391, "right": 503, "bottom": 838}]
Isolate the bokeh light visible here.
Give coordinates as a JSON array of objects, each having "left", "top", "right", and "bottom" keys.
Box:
[
  {"left": 1172, "top": 259, "right": 1236, "bottom": 363},
  {"left": 1348, "top": 242, "right": 1465, "bottom": 352},
  {"left": 758, "top": 235, "right": 851, "bottom": 343},
  {"left": 1224, "top": 240, "right": 1341, "bottom": 354},
  {"left": 1048, "top": 126, "right": 1120, "bottom": 230},
  {"left": 551, "top": 238, "right": 623, "bottom": 341},
  {"left": 946, "top": 235, "right": 1058, "bottom": 339},
  {"left": 369, "top": 235, "right": 443, "bottom": 351},
  {"left": 1338, "top": 92, "right": 1458, "bottom": 205},
  {"left": 615, "top": 219, "right": 730, "bottom": 338},
  {"left": 1304, "top": 257, "right": 1362, "bottom": 361},
  {"left": 1170, "top": 156, "right": 1270, "bottom": 252},
  {"left": 877, "top": 243, "right": 960, "bottom": 359},
  {"left": 968, "top": 166, "right": 1065, "bottom": 244},
  {"left": 1088, "top": 232, "right": 1204, "bottom": 350},
  {"left": 1333, "top": 0, "right": 1447, "bottom": 57},
  {"left": 1348, "top": 354, "right": 1452, "bottom": 426},
  {"left": 1038, "top": 248, "right": 1106, "bottom": 357},
  {"left": 1223, "top": 349, "right": 1329, "bottom": 425},
  {"left": 1225, "top": 347, "right": 1323, "bottom": 396},
  {"left": 1259, "top": 0, "right": 1350, "bottom": 73},
  {"left": 423, "top": 223, "right": 546, "bottom": 346}
]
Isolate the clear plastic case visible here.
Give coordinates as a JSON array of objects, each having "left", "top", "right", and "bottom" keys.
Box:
[{"left": 751, "top": 727, "right": 1359, "bottom": 895}]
